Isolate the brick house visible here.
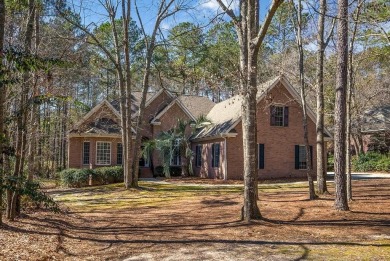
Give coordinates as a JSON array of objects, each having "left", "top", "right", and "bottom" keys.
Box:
[
  {"left": 68, "top": 75, "right": 331, "bottom": 179},
  {"left": 359, "top": 106, "right": 390, "bottom": 153}
]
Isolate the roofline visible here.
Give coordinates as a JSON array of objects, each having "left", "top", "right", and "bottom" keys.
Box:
[
  {"left": 68, "top": 133, "right": 122, "bottom": 138},
  {"left": 223, "top": 75, "right": 333, "bottom": 139},
  {"left": 72, "top": 100, "right": 121, "bottom": 131},
  {"left": 68, "top": 133, "right": 136, "bottom": 139},
  {"left": 191, "top": 133, "right": 238, "bottom": 142},
  {"left": 145, "top": 88, "right": 174, "bottom": 108},
  {"left": 278, "top": 76, "right": 333, "bottom": 139},
  {"left": 150, "top": 98, "right": 196, "bottom": 124},
  {"left": 361, "top": 128, "right": 389, "bottom": 134}
]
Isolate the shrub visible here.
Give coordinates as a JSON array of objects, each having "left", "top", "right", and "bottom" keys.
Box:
[
  {"left": 59, "top": 168, "right": 93, "bottom": 187},
  {"left": 170, "top": 166, "right": 182, "bottom": 176},
  {"left": 154, "top": 166, "right": 164, "bottom": 177},
  {"left": 327, "top": 154, "right": 334, "bottom": 171},
  {"left": 20, "top": 180, "right": 60, "bottom": 212},
  {"left": 154, "top": 166, "right": 182, "bottom": 177},
  {"left": 353, "top": 152, "right": 390, "bottom": 172},
  {"left": 375, "top": 157, "right": 390, "bottom": 172},
  {"left": 94, "top": 166, "right": 123, "bottom": 185}
]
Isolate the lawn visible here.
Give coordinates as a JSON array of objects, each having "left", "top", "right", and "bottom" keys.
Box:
[{"left": 1, "top": 178, "right": 390, "bottom": 260}]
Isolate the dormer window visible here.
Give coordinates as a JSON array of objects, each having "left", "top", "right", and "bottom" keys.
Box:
[{"left": 270, "top": 106, "right": 289, "bottom": 127}]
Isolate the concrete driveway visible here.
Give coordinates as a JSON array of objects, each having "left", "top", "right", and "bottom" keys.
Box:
[{"left": 327, "top": 172, "right": 390, "bottom": 180}]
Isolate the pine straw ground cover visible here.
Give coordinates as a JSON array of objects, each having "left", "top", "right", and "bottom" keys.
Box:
[{"left": 1, "top": 178, "right": 390, "bottom": 260}]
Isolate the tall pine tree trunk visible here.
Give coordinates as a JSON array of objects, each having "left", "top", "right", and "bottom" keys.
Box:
[
  {"left": 8, "top": 0, "right": 36, "bottom": 220},
  {"left": 0, "top": 0, "right": 5, "bottom": 225},
  {"left": 346, "top": 0, "right": 363, "bottom": 201},
  {"left": 316, "top": 0, "right": 329, "bottom": 195},
  {"left": 334, "top": 0, "right": 349, "bottom": 211},
  {"left": 217, "top": 0, "right": 282, "bottom": 222},
  {"left": 294, "top": 0, "right": 316, "bottom": 200}
]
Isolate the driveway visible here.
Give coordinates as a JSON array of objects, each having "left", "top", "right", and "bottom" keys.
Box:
[{"left": 327, "top": 172, "right": 390, "bottom": 180}]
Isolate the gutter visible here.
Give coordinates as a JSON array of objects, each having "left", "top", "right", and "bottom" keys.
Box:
[{"left": 191, "top": 133, "right": 238, "bottom": 142}]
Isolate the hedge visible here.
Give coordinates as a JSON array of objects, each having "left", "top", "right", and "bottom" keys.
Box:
[
  {"left": 94, "top": 166, "right": 124, "bottom": 185},
  {"left": 59, "top": 166, "right": 124, "bottom": 187},
  {"left": 59, "top": 168, "right": 93, "bottom": 187}
]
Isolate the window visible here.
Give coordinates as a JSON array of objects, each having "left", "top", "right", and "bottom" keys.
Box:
[
  {"left": 139, "top": 146, "right": 150, "bottom": 167},
  {"left": 117, "top": 143, "right": 123, "bottom": 165},
  {"left": 83, "top": 142, "right": 90, "bottom": 165},
  {"left": 295, "top": 145, "right": 313, "bottom": 170},
  {"left": 212, "top": 143, "right": 220, "bottom": 168},
  {"left": 258, "top": 144, "right": 265, "bottom": 169},
  {"left": 96, "top": 142, "right": 111, "bottom": 165},
  {"left": 270, "top": 106, "right": 289, "bottom": 127},
  {"left": 195, "top": 145, "right": 202, "bottom": 167},
  {"left": 171, "top": 139, "right": 181, "bottom": 166}
]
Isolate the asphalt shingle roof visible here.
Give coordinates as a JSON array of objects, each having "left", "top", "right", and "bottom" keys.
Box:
[
  {"left": 193, "top": 77, "right": 279, "bottom": 139},
  {"left": 177, "top": 95, "right": 216, "bottom": 119}
]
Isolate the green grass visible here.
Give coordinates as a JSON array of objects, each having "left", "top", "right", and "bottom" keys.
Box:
[
  {"left": 52, "top": 181, "right": 246, "bottom": 212},
  {"left": 51, "top": 180, "right": 323, "bottom": 213}
]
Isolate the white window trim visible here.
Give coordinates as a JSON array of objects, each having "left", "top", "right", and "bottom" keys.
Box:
[
  {"left": 271, "top": 105, "right": 286, "bottom": 127},
  {"left": 82, "top": 141, "right": 90, "bottom": 165},
  {"left": 96, "top": 141, "right": 111, "bottom": 166}
]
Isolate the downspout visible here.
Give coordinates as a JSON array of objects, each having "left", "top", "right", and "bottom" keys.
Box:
[{"left": 224, "top": 137, "right": 228, "bottom": 180}]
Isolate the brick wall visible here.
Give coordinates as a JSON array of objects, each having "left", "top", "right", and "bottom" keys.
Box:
[
  {"left": 220, "top": 82, "right": 317, "bottom": 180},
  {"left": 192, "top": 139, "right": 225, "bottom": 179},
  {"left": 68, "top": 136, "right": 122, "bottom": 169},
  {"left": 151, "top": 102, "right": 192, "bottom": 171}
]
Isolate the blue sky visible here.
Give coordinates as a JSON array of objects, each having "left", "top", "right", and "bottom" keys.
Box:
[{"left": 70, "top": 0, "right": 272, "bottom": 34}]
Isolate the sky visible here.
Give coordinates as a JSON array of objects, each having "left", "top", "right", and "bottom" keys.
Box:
[{"left": 69, "top": 0, "right": 273, "bottom": 34}]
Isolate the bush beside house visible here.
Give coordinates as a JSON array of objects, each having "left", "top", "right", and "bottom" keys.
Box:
[{"left": 59, "top": 167, "right": 123, "bottom": 187}]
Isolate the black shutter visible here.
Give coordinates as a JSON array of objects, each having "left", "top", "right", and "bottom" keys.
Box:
[
  {"left": 259, "top": 144, "right": 265, "bottom": 169},
  {"left": 117, "top": 143, "right": 123, "bottom": 165},
  {"left": 295, "top": 145, "right": 300, "bottom": 169},
  {"left": 215, "top": 144, "right": 220, "bottom": 167},
  {"left": 270, "top": 106, "right": 276, "bottom": 126},
  {"left": 284, "top": 107, "right": 289, "bottom": 127},
  {"left": 211, "top": 144, "right": 215, "bottom": 167},
  {"left": 310, "top": 145, "right": 313, "bottom": 168}
]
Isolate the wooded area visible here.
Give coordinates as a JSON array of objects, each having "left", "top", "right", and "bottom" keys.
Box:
[{"left": 0, "top": 0, "right": 389, "bottom": 233}]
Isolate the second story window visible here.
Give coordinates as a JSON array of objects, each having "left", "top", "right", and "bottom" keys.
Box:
[{"left": 270, "top": 106, "right": 289, "bottom": 127}]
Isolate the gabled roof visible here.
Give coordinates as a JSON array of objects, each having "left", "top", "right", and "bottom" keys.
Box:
[
  {"left": 110, "top": 90, "right": 164, "bottom": 117},
  {"left": 192, "top": 75, "right": 332, "bottom": 140},
  {"left": 151, "top": 95, "right": 215, "bottom": 124},
  {"left": 70, "top": 89, "right": 173, "bottom": 135},
  {"left": 71, "top": 118, "right": 121, "bottom": 134},
  {"left": 71, "top": 100, "right": 121, "bottom": 133}
]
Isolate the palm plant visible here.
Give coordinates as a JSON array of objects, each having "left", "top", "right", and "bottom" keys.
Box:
[{"left": 143, "top": 115, "right": 211, "bottom": 178}]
